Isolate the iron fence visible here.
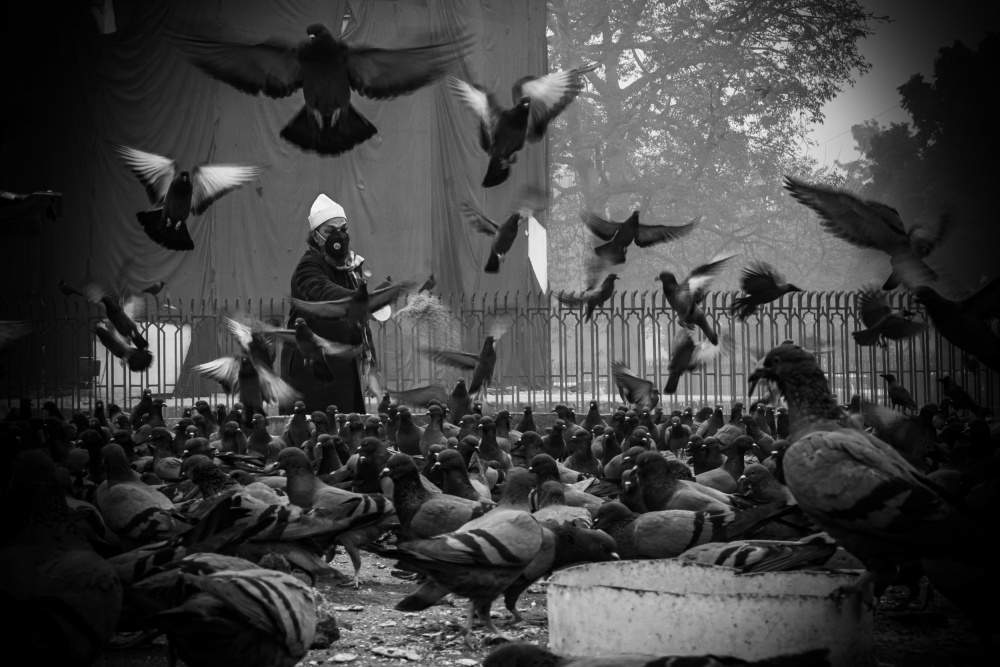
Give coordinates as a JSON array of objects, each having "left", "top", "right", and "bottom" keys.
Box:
[{"left": 1, "top": 291, "right": 996, "bottom": 417}]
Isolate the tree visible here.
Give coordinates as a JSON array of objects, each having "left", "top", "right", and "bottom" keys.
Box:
[
  {"left": 543, "top": 0, "right": 889, "bottom": 293},
  {"left": 841, "top": 32, "right": 1000, "bottom": 292}
]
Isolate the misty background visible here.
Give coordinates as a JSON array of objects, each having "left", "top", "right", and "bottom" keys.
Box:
[{"left": 542, "top": 0, "right": 1000, "bottom": 299}]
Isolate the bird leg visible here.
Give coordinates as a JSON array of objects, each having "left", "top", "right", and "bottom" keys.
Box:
[
  {"left": 458, "top": 599, "right": 477, "bottom": 649},
  {"left": 340, "top": 540, "right": 364, "bottom": 590},
  {"left": 829, "top": 567, "right": 890, "bottom": 611},
  {"left": 475, "top": 600, "right": 512, "bottom": 643}
]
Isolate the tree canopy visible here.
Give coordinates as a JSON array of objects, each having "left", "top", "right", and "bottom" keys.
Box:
[
  {"left": 841, "top": 32, "right": 1000, "bottom": 293},
  {"left": 543, "top": 0, "right": 889, "bottom": 293}
]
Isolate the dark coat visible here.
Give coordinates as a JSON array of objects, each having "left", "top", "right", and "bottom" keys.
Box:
[{"left": 281, "top": 247, "right": 370, "bottom": 414}]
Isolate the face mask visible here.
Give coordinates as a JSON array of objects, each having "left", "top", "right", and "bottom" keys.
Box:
[{"left": 323, "top": 228, "right": 350, "bottom": 262}]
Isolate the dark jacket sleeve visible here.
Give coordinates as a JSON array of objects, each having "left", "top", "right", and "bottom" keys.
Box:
[{"left": 290, "top": 250, "right": 357, "bottom": 302}]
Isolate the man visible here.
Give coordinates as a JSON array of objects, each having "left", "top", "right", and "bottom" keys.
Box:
[{"left": 282, "top": 194, "right": 373, "bottom": 413}]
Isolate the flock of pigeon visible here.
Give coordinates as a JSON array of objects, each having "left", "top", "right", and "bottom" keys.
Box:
[
  {"left": 0, "top": 350, "right": 995, "bottom": 665},
  {"left": 1, "top": 15, "right": 999, "bottom": 667}
]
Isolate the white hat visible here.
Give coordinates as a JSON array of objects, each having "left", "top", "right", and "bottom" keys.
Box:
[{"left": 308, "top": 194, "right": 346, "bottom": 230}]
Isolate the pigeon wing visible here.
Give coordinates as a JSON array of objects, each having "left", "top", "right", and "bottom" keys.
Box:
[
  {"left": 368, "top": 282, "right": 417, "bottom": 311},
  {"left": 634, "top": 217, "right": 700, "bottom": 248},
  {"left": 857, "top": 290, "right": 891, "bottom": 328},
  {"left": 460, "top": 201, "right": 499, "bottom": 236},
  {"left": 783, "top": 175, "right": 907, "bottom": 253},
  {"left": 515, "top": 62, "right": 598, "bottom": 141},
  {"left": 193, "top": 356, "right": 242, "bottom": 391},
  {"left": 740, "top": 261, "right": 782, "bottom": 293},
  {"left": 611, "top": 362, "right": 654, "bottom": 405},
  {"left": 446, "top": 77, "right": 501, "bottom": 152},
  {"left": 686, "top": 253, "right": 737, "bottom": 302},
  {"left": 289, "top": 296, "right": 352, "bottom": 319},
  {"left": 580, "top": 211, "right": 621, "bottom": 241},
  {"left": 114, "top": 145, "right": 176, "bottom": 206},
  {"left": 347, "top": 34, "right": 475, "bottom": 100},
  {"left": 191, "top": 164, "right": 263, "bottom": 215},
  {"left": 255, "top": 361, "right": 302, "bottom": 406},
  {"left": 428, "top": 348, "right": 480, "bottom": 370},
  {"left": 166, "top": 31, "right": 303, "bottom": 98}
]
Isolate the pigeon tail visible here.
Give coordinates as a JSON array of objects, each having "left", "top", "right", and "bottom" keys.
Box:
[
  {"left": 395, "top": 580, "right": 450, "bottom": 612},
  {"left": 137, "top": 209, "right": 194, "bottom": 251},
  {"left": 730, "top": 296, "right": 755, "bottom": 321},
  {"left": 280, "top": 104, "right": 377, "bottom": 156},
  {"left": 698, "top": 321, "right": 719, "bottom": 346},
  {"left": 484, "top": 253, "right": 501, "bottom": 273},
  {"left": 851, "top": 328, "right": 883, "bottom": 347},
  {"left": 126, "top": 348, "right": 155, "bottom": 373},
  {"left": 482, "top": 154, "right": 510, "bottom": 188},
  {"left": 664, "top": 372, "right": 682, "bottom": 395}
]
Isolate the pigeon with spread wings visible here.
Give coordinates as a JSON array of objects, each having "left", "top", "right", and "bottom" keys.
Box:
[
  {"left": 656, "top": 253, "right": 736, "bottom": 345},
  {"left": 555, "top": 274, "right": 619, "bottom": 323},
  {"left": 169, "top": 24, "right": 473, "bottom": 156},
  {"left": 447, "top": 63, "right": 597, "bottom": 187},
  {"left": 93, "top": 322, "right": 153, "bottom": 373},
  {"left": 193, "top": 319, "right": 301, "bottom": 421},
  {"left": 783, "top": 175, "right": 950, "bottom": 290},
  {"left": 851, "top": 288, "right": 924, "bottom": 348},
  {"left": 114, "top": 144, "right": 262, "bottom": 251},
  {"left": 461, "top": 186, "right": 546, "bottom": 273},
  {"left": 582, "top": 210, "right": 699, "bottom": 266},
  {"left": 425, "top": 320, "right": 512, "bottom": 401},
  {"left": 611, "top": 362, "right": 659, "bottom": 411},
  {"left": 61, "top": 275, "right": 150, "bottom": 351},
  {"left": 664, "top": 330, "right": 730, "bottom": 395},
  {"left": 289, "top": 280, "right": 415, "bottom": 335},
  {"left": 265, "top": 317, "right": 366, "bottom": 383},
  {"left": 892, "top": 264, "right": 1000, "bottom": 372},
  {"left": 731, "top": 261, "right": 802, "bottom": 321}
]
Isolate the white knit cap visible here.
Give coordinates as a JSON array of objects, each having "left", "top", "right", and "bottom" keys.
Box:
[{"left": 308, "top": 194, "right": 346, "bottom": 230}]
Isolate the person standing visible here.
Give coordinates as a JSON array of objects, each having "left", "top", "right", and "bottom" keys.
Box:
[{"left": 282, "top": 194, "right": 374, "bottom": 413}]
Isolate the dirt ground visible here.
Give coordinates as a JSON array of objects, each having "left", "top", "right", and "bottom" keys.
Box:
[{"left": 95, "top": 552, "right": 985, "bottom": 667}]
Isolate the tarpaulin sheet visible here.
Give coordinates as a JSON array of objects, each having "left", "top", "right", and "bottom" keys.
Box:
[{"left": 0, "top": 0, "right": 549, "bottom": 396}]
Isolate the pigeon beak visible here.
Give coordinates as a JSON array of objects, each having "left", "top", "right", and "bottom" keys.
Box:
[
  {"left": 431, "top": 462, "right": 441, "bottom": 471},
  {"left": 610, "top": 552, "right": 620, "bottom": 560},
  {"left": 378, "top": 467, "right": 391, "bottom": 479},
  {"left": 261, "top": 462, "right": 278, "bottom": 474}
]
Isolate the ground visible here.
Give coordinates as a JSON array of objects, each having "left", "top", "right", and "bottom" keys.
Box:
[{"left": 96, "top": 553, "right": 985, "bottom": 667}]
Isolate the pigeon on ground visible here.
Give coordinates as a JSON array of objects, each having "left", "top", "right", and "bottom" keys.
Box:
[{"left": 747, "top": 341, "right": 996, "bottom": 638}]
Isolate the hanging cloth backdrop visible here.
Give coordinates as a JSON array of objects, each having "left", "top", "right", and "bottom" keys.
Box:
[{"left": 0, "top": 0, "right": 549, "bottom": 396}]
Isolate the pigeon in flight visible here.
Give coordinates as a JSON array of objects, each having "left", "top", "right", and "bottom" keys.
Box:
[
  {"left": 783, "top": 175, "right": 950, "bottom": 290},
  {"left": 169, "top": 23, "right": 473, "bottom": 156},
  {"left": 730, "top": 261, "right": 802, "bottom": 320},
  {"left": 461, "top": 186, "right": 546, "bottom": 273},
  {"left": 114, "top": 145, "right": 262, "bottom": 251},
  {"left": 581, "top": 210, "right": 699, "bottom": 266},
  {"left": 448, "top": 63, "right": 597, "bottom": 187}
]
